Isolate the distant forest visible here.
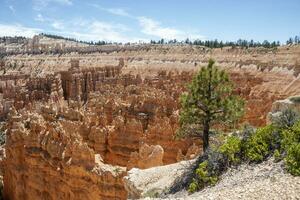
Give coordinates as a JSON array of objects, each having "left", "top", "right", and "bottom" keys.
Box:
[
  {"left": 40, "top": 33, "right": 300, "bottom": 48},
  {"left": 1, "top": 33, "right": 300, "bottom": 49}
]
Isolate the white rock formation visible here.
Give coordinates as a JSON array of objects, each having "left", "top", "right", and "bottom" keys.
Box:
[{"left": 123, "top": 159, "right": 195, "bottom": 199}]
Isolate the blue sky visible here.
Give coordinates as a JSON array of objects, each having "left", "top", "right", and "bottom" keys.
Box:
[{"left": 0, "top": 0, "right": 299, "bottom": 43}]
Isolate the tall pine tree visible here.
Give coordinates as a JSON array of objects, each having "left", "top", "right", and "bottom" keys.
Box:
[{"left": 178, "top": 59, "right": 244, "bottom": 152}]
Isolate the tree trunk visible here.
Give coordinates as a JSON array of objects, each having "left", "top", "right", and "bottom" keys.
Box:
[{"left": 203, "top": 120, "right": 210, "bottom": 152}]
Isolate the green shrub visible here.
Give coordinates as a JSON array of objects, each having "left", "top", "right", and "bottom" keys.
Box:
[
  {"left": 169, "top": 148, "right": 226, "bottom": 194},
  {"left": 218, "top": 136, "right": 242, "bottom": 165},
  {"left": 285, "top": 143, "right": 300, "bottom": 175},
  {"left": 281, "top": 121, "right": 300, "bottom": 149},
  {"left": 272, "top": 108, "right": 300, "bottom": 129},
  {"left": 185, "top": 120, "right": 300, "bottom": 195},
  {"left": 188, "top": 180, "right": 198, "bottom": 193},
  {"left": 240, "top": 124, "right": 256, "bottom": 141},
  {"left": 281, "top": 121, "right": 300, "bottom": 175},
  {"left": 245, "top": 125, "right": 275, "bottom": 162},
  {"left": 206, "top": 149, "right": 228, "bottom": 174},
  {"left": 273, "top": 149, "right": 281, "bottom": 162},
  {"left": 188, "top": 161, "right": 218, "bottom": 193}
]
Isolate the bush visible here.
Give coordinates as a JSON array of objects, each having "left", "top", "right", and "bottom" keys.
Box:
[
  {"left": 281, "top": 121, "right": 300, "bottom": 149},
  {"left": 245, "top": 125, "right": 275, "bottom": 162},
  {"left": 285, "top": 143, "right": 300, "bottom": 175},
  {"left": 240, "top": 124, "right": 256, "bottom": 141},
  {"left": 168, "top": 148, "right": 226, "bottom": 194},
  {"left": 185, "top": 148, "right": 227, "bottom": 194},
  {"left": 188, "top": 161, "right": 218, "bottom": 193},
  {"left": 273, "top": 149, "right": 282, "bottom": 162},
  {"left": 218, "top": 136, "right": 242, "bottom": 165},
  {"left": 206, "top": 149, "right": 228, "bottom": 174},
  {"left": 175, "top": 118, "right": 300, "bottom": 196},
  {"left": 272, "top": 108, "right": 300, "bottom": 129},
  {"left": 281, "top": 121, "right": 300, "bottom": 175},
  {"left": 188, "top": 181, "right": 198, "bottom": 193}
]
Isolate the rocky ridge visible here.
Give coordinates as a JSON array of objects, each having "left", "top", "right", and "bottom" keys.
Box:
[
  {"left": 0, "top": 35, "right": 89, "bottom": 54},
  {"left": 126, "top": 158, "right": 300, "bottom": 200}
]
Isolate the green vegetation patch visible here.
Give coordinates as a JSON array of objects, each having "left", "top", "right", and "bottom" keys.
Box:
[
  {"left": 244, "top": 125, "right": 275, "bottom": 162},
  {"left": 188, "top": 161, "right": 218, "bottom": 193},
  {"left": 219, "top": 135, "right": 242, "bottom": 165},
  {"left": 187, "top": 111, "right": 300, "bottom": 193}
]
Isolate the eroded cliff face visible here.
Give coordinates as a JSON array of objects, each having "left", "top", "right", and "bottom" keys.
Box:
[
  {"left": 0, "top": 62, "right": 201, "bottom": 200},
  {"left": 3, "top": 107, "right": 127, "bottom": 200},
  {"left": 84, "top": 82, "right": 199, "bottom": 166},
  {"left": 1, "top": 44, "right": 300, "bottom": 199}
]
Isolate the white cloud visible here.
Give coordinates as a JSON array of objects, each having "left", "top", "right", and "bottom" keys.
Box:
[
  {"left": 0, "top": 24, "right": 42, "bottom": 37},
  {"left": 56, "top": 0, "right": 72, "bottom": 5},
  {"left": 40, "top": 18, "right": 133, "bottom": 42},
  {"left": 87, "top": 21, "right": 128, "bottom": 41},
  {"left": 138, "top": 16, "right": 204, "bottom": 40},
  {"left": 8, "top": 5, "right": 16, "bottom": 14},
  {"left": 87, "top": 3, "right": 204, "bottom": 41},
  {"left": 138, "top": 17, "right": 181, "bottom": 39},
  {"left": 71, "top": 18, "right": 89, "bottom": 27},
  {"left": 68, "top": 20, "right": 131, "bottom": 42},
  {"left": 51, "top": 21, "right": 64, "bottom": 30},
  {"left": 34, "top": 14, "right": 64, "bottom": 30},
  {"left": 35, "top": 14, "right": 45, "bottom": 22},
  {"left": 106, "top": 8, "right": 130, "bottom": 17},
  {"left": 33, "top": 14, "right": 132, "bottom": 42},
  {"left": 1, "top": 2, "right": 204, "bottom": 43},
  {"left": 33, "top": 0, "right": 72, "bottom": 11},
  {"left": 89, "top": 3, "right": 131, "bottom": 17}
]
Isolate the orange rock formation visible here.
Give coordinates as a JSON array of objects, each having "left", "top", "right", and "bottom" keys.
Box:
[
  {"left": 1, "top": 44, "right": 300, "bottom": 199},
  {"left": 3, "top": 107, "right": 127, "bottom": 200}
]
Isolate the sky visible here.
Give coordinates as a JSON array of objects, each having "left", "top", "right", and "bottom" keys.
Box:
[{"left": 0, "top": 0, "right": 299, "bottom": 43}]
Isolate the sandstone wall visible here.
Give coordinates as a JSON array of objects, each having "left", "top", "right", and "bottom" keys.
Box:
[{"left": 3, "top": 108, "right": 127, "bottom": 200}]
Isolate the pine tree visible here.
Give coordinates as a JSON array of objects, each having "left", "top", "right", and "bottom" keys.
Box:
[
  {"left": 177, "top": 59, "right": 244, "bottom": 152},
  {"left": 287, "top": 38, "right": 294, "bottom": 45},
  {"left": 295, "top": 36, "right": 299, "bottom": 44}
]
